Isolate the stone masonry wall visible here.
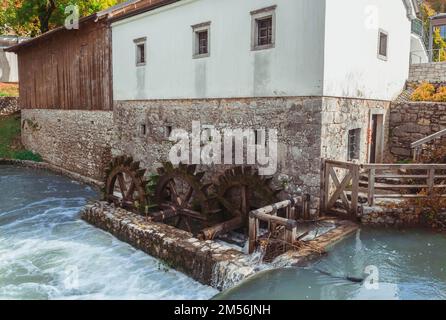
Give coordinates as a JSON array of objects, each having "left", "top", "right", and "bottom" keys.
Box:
[
  {"left": 409, "top": 62, "right": 446, "bottom": 83},
  {"left": 321, "top": 97, "right": 391, "bottom": 163},
  {"left": 389, "top": 102, "right": 446, "bottom": 160},
  {"left": 114, "top": 97, "right": 323, "bottom": 208},
  {"left": 21, "top": 109, "right": 114, "bottom": 180},
  {"left": 0, "top": 97, "right": 19, "bottom": 116}
]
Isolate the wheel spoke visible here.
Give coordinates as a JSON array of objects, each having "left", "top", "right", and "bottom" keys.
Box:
[
  {"left": 183, "top": 186, "right": 194, "bottom": 206},
  {"left": 126, "top": 182, "right": 136, "bottom": 201},
  {"left": 168, "top": 180, "right": 182, "bottom": 206},
  {"left": 117, "top": 173, "right": 127, "bottom": 197}
]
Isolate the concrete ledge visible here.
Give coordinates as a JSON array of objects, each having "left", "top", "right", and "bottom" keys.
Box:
[
  {"left": 81, "top": 202, "right": 258, "bottom": 291},
  {"left": 0, "top": 158, "right": 103, "bottom": 188}
]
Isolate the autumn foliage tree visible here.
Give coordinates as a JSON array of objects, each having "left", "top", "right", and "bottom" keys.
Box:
[{"left": 0, "top": 0, "right": 124, "bottom": 37}]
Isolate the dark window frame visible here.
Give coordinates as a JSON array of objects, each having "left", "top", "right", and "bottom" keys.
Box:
[
  {"left": 377, "top": 29, "right": 388, "bottom": 61},
  {"left": 134, "top": 37, "right": 147, "bottom": 67}
]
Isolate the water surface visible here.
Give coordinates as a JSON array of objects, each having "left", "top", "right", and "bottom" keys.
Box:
[
  {"left": 0, "top": 166, "right": 218, "bottom": 300},
  {"left": 217, "top": 228, "right": 446, "bottom": 300}
]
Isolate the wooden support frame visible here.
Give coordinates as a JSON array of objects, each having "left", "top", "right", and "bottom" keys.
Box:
[
  {"left": 248, "top": 196, "right": 304, "bottom": 254},
  {"left": 321, "top": 160, "right": 360, "bottom": 217}
]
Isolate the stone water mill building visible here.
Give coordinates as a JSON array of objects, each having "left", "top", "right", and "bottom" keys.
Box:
[{"left": 7, "top": 0, "right": 421, "bottom": 212}]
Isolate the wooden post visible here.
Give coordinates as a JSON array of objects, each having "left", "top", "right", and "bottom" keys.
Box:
[
  {"left": 350, "top": 164, "right": 360, "bottom": 217},
  {"left": 248, "top": 214, "right": 257, "bottom": 254},
  {"left": 427, "top": 168, "right": 435, "bottom": 196},
  {"left": 289, "top": 206, "right": 296, "bottom": 221},
  {"left": 320, "top": 159, "right": 328, "bottom": 213},
  {"left": 368, "top": 168, "right": 375, "bottom": 206}
]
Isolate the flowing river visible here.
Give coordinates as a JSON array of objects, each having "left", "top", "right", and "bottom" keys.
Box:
[
  {"left": 217, "top": 228, "right": 446, "bottom": 300},
  {"left": 0, "top": 166, "right": 218, "bottom": 299},
  {"left": 2, "top": 165, "right": 446, "bottom": 300}
]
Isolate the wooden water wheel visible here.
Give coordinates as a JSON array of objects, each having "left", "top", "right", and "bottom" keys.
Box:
[
  {"left": 154, "top": 162, "right": 219, "bottom": 233},
  {"left": 199, "top": 166, "right": 281, "bottom": 240},
  {"left": 104, "top": 156, "right": 148, "bottom": 212}
]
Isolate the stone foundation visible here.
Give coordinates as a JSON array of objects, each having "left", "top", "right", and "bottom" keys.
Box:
[
  {"left": 361, "top": 205, "right": 446, "bottom": 228},
  {"left": 81, "top": 202, "right": 259, "bottom": 290},
  {"left": 114, "top": 97, "right": 323, "bottom": 210},
  {"left": 81, "top": 201, "right": 358, "bottom": 290},
  {"left": 389, "top": 102, "right": 446, "bottom": 160},
  {"left": 21, "top": 109, "right": 114, "bottom": 181},
  {"left": 113, "top": 97, "right": 389, "bottom": 211},
  {"left": 0, "top": 97, "right": 19, "bottom": 116},
  {"left": 321, "top": 97, "right": 390, "bottom": 163}
]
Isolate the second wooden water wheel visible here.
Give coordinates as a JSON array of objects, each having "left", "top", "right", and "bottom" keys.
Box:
[
  {"left": 198, "top": 166, "right": 281, "bottom": 240},
  {"left": 154, "top": 162, "right": 221, "bottom": 233}
]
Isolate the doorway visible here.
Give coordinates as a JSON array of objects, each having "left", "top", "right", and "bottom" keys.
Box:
[{"left": 369, "top": 114, "right": 384, "bottom": 163}]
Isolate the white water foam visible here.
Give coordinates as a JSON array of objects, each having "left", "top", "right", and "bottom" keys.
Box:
[{"left": 0, "top": 166, "right": 218, "bottom": 300}]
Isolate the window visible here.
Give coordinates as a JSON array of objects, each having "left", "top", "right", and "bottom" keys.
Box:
[
  {"left": 165, "top": 125, "right": 173, "bottom": 139},
  {"left": 198, "top": 30, "right": 208, "bottom": 55},
  {"left": 134, "top": 37, "right": 147, "bottom": 66},
  {"left": 140, "top": 124, "right": 147, "bottom": 136},
  {"left": 192, "top": 22, "right": 211, "bottom": 58},
  {"left": 348, "top": 129, "right": 361, "bottom": 161},
  {"left": 434, "top": 25, "right": 446, "bottom": 41},
  {"left": 378, "top": 30, "right": 388, "bottom": 60},
  {"left": 257, "top": 17, "right": 273, "bottom": 46},
  {"left": 251, "top": 5, "right": 276, "bottom": 51}
]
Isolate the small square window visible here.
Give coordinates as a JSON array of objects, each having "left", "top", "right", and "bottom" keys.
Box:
[
  {"left": 198, "top": 30, "right": 208, "bottom": 55},
  {"left": 251, "top": 5, "right": 276, "bottom": 51},
  {"left": 257, "top": 17, "right": 273, "bottom": 46},
  {"left": 192, "top": 22, "right": 211, "bottom": 58},
  {"left": 378, "top": 30, "right": 388, "bottom": 60},
  {"left": 165, "top": 125, "right": 173, "bottom": 139},
  {"left": 348, "top": 129, "right": 361, "bottom": 161},
  {"left": 140, "top": 124, "right": 147, "bottom": 136},
  {"left": 134, "top": 37, "right": 147, "bottom": 66}
]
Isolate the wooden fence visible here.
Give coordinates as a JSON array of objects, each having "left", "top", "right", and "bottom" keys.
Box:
[{"left": 321, "top": 159, "right": 446, "bottom": 215}]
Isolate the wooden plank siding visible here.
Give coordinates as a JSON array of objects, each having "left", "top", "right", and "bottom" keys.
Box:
[{"left": 16, "top": 19, "right": 112, "bottom": 111}]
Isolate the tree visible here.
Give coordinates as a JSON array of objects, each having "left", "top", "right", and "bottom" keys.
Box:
[
  {"left": 0, "top": 0, "right": 124, "bottom": 37},
  {"left": 425, "top": 0, "right": 446, "bottom": 13}
]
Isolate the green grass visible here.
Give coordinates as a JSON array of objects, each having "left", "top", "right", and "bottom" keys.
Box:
[{"left": 0, "top": 114, "right": 42, "bottom": 161}]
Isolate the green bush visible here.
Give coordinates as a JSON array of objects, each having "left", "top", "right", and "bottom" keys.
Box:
[{"left": 12, "top": 150, "right": 43, "bottom": 162}]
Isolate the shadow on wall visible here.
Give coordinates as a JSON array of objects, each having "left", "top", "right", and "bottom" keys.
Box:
[{"left": 0, "top": 50, "right": 11, "bottom": 82}]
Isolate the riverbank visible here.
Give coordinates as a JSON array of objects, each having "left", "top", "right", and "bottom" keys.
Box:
[
  {"left": 0, "top": 158, "right": 103, "bottom": 188},
  {"left": 0, "top": 112, "right": 41, "bottom": 161}
]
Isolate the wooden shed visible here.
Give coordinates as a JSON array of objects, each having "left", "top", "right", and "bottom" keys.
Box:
[{"left": 5, "top": 0, "right": 169, "bottom": 111}]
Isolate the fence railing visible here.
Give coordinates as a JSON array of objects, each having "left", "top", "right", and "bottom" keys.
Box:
[
  {"left": 411, "top": 128, "right": 446, "bottom": 161},
  {"left": 363, "top": 164, "right": 446, "bottom": 206},
  {"left": 410, "top": 49, "right": 446, "bottom": 64},
  {"left": 321, "top": 159, "right": 446, "bottom": 214},
  {"left": 248, "top": 196, "right": 309, "bottom": 254}
]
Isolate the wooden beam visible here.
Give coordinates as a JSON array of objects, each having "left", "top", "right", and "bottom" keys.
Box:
[{"left": 368, "top": 168, "right": 375, "bottom": 206}]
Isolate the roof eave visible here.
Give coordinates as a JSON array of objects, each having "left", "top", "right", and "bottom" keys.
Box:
[
  {"left": 4, "top": 14, "right": 100, "bottom": 53},
  {"left": 108, "top": 0, "right": 180, "bottom": 24}
]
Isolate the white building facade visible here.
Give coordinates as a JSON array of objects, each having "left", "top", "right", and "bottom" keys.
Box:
[
  {"left": 110, "top": 0, "right": 419, "bottom": 207},
  {"left": 112, "top": 0, "right": 415, "bottom": 101}
]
